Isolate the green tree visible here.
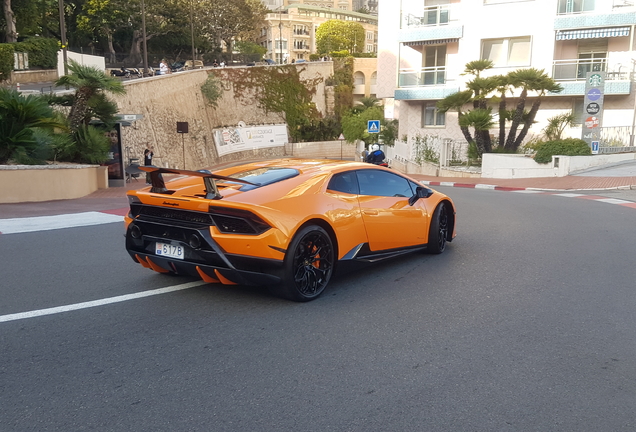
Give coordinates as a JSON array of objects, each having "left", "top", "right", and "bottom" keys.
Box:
[
  {"left": 542, "top": 111, "right": 576, "bottom": 141},
  {"left": 55, "top": 60, "right": 126, "bottom": 131},
  {"left": 438, "top": 60, "right": 563, "bottom": 156},
  {"left": 341, "top": 105, "right": 384, "bottom": 144},
  {"left": 2, "top": 0, "right": 18, "bottom": 42},
  {"left": 0, "top": 89, "right": 68, "bottom": 164},
  {"left": 316, "top": 20, "right": 365, "bottom": 55}
]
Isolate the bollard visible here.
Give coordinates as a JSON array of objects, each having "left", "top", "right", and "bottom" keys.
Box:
[{"left": 16, "top": 82, "right": 20, "bottom": 92}]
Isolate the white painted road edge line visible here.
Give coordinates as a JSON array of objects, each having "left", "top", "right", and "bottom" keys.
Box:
[
  {"left": 0, "top": 281, "right": 207, "bottom": 323},
  {"left": 0, "top": 211, "right": 123, "bottom": 234},
  {"left": 595, "top": 198, "right": 634, "bottom": 205}
]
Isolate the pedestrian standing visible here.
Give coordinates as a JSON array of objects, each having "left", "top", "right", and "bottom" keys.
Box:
[{"left": 144, "top": 146, "right": 155, "bottom": 184}]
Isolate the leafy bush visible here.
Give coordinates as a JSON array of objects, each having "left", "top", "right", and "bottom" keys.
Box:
[
  {"left": 309, "top": 54, "right": 321, "bottom": 61},
  {"left": 60, "top": 125, "right": 111, "bottom": 164},
  {"left": 12, "top": 38, "right": 59, "bottom": 69},
  {"left": 533, "top": 138, "right": 591, "bottom": 164},
  {"left": 0, "top": 89, "right": 68, "bottom": 164},
  {"left": 0, "top": 44, "right": 14, "bottom": 82},
  {"left": 201, "top": 75, "right": 222, "bottom": 108}
]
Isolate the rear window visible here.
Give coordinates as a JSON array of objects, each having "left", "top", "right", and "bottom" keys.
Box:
[{"left": 227, "top": 167, "right": 299, "bottom": 191}]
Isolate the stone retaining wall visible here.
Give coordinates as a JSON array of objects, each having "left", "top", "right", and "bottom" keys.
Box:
[{"left": 0, "top": 165, "right": 108, "bottom": 204}]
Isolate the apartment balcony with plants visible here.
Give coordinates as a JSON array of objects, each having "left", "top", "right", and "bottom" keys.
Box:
[
  {"left": 395, "top": 2, "right": 463, "bottom": 101},
  {"left": 552, "top": 0, "right": 636, "bottom": 95}
]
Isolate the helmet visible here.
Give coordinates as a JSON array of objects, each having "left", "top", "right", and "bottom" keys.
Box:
[{"left": 370, "top": 144, "right": 380, "bottom": 152}]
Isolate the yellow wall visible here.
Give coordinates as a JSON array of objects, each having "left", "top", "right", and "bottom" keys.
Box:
[{"left": 0, "top": 166, "right": 102, "bottom": 204}]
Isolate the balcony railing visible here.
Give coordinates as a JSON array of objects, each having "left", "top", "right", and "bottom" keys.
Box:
[
  {"left": 398, "top": 66, "right": 446, "bottom": 87},
  {"left": 402, "top": 5, "right": 451, "bottom": 28},
  {"left": 552, "top": 58, "right": 634, "bottom": 81}
]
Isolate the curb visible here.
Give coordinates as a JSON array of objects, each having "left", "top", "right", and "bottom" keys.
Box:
[{"left": 421, "top": 181, "right": 635, "bottom": 192}]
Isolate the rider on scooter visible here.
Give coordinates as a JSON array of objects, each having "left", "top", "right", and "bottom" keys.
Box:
[{"left": 365, "top": 143, "right": 385, "bottom": 165}]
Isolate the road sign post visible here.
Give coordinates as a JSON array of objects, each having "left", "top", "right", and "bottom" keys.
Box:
[
  {"left": 367, "top": 120, "right": 380, "bottom": 134},
  {"left": 338, "top": 133, "right": 345, "bottom": 160}
]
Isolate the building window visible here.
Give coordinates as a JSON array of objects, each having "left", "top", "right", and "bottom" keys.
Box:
[
  {"left": 354, "top": 72, "right": 365, "bottom": 85},
  {"left": 482, "top": 36, "right": 531, "bottom": 67},
  {"left": 422, "top": 102, "right": 445, "bottom": 127},
  {"left": 367, "top": 31, "right": 374, "bottom": 40},
  {"left": 557, "top": 0, "right": 595, "bottom": 14}
]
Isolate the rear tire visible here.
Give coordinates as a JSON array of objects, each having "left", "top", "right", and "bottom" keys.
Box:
[
  {"left": 270, "top": 225, "right": 335, "bottom": 302},
  {"left": 427, "top": 203, "right": 449, "bottom": 254}
]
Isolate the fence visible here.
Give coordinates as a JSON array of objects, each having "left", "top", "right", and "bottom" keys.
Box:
[{"left": 387, "top": 135, "right": 471, "bottom": 168}]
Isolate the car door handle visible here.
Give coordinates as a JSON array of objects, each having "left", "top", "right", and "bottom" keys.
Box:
[{"left": 363, "top": 209, "right": 379, "bottom": 215}]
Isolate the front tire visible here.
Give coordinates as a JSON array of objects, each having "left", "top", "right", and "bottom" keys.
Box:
[
  {"left": 272, "top": 225, "right": 335, "bottom": 302},
  {"left": 427, "top": 203, "right": 449, "bottom": 254}
]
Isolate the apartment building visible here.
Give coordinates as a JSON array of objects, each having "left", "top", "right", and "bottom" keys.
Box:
[
  {"left": 258, "top": 5, "right": 378, "bottom": 63},
  {"left": 377, "top": 0, "right": 636, "bottom": 149}
]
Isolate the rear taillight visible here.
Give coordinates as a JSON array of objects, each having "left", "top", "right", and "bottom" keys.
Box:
[{"left": 208, "top": 206, "right": 271, "bottom": 235}]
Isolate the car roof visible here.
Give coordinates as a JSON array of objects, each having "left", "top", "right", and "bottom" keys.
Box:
[{"left": 214, "top": 158, "right": 375, "bottom": 177}]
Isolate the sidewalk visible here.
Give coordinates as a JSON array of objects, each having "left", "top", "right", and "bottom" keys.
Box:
[{"left": 2, "top": 168, "right": 636, "bottom": 220}]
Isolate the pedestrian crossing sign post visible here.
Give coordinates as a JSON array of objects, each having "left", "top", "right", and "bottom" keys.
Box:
[
  {"left": 591, "top": 141, "right": 599, "bottom": 154},
  {"left": 367, "top": 120, "right": 380, "bottom": 134}
]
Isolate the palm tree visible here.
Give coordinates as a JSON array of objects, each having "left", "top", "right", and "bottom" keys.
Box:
[
  {"left": 437, "top": 90, "right": 474, "bottom": 145},
  {"left": 504, "top": 68, "right": 563, "bottom": 151},
  {"left": 55, "top": 60, "right": 126, "bottom": 131},
  {"left": 459, "top": 108, "right": 496, "bottom": 155},
  {"left": 0, "top": 89, "right": 68, "bottom": 164}
]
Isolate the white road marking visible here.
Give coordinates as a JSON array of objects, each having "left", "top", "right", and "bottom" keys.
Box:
[
  {"left": 554, "top": 193, "right": 585, "bottom": 198},
  {"left": 595, "top": 198, "right": 634, "bottom": 205},
  {"left": 0, "top": 281, "right": 207, "bottom": 323},
  {"left": 0, "top": 212, "right": 123, "bottom": 234}
]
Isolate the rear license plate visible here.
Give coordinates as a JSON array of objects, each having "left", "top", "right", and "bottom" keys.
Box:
[{"left": 155, "top": 242, "right": 184, "bottom": 260}]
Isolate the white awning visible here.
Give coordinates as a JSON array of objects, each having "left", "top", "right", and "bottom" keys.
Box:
[
  {"left": 556, "top": 27, "right": 631, "bottom": 40},
  {"left": 403, "top": 38, "right": 459, "bottom": 47}
]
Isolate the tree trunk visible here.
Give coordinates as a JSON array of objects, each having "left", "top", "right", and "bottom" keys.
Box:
[
  {"left": 504, "top": 88, "right": 527, "bottom": 150},
  {"left": 124, "top": 30, "right": 143, "bottom": 66},
  {"left": 107, "top": 32, "right": 116, "bottom": 65},
  {"left": 513, "top": 99, "right": 542, "bottom": 150},
  {"left": 457, "top": 113, "right": 474, "bottom": 145},
  {"left": 498, "top": 94, "right": 507, "bottom": 149},
  {"left": 69, "top": 88, "right": 92, "bottom": 131},
  {"left": 2, "top": 0, "right": 18, "bottom": 42}
]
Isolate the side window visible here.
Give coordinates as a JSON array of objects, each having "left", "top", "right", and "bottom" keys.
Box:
[
  {"left": 356, "top": 170, "right": 414, "bottom": 197},
  {"left": 327, "top": 171, "right": 359, "bottom": 194}
]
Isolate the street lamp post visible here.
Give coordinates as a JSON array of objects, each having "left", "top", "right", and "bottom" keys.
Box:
[
  {"left": 58, "top": 0, "right": 68, "bottom": 76},
  {"left": 190, "top": 0, "right": 196, "bottom": 68},
  {"left": 279, "top": 10, "right": 283, "bottom": 64},
  {"left": 141, "top": 0, "right": 149, "bottom": 75}
]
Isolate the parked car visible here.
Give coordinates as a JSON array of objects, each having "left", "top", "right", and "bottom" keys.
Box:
[
  {"left": 124, "top": 159, "right": 456, "bottom": 301},
  {"left": 184, "top": 60, "right": 204, "bottom": 70}
]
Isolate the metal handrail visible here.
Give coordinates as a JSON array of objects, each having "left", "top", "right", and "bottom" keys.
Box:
[
  {"left": 402, "top": 4, "right": 451, "bottom": 28},
  {"left": 398, "top": 66, "right": 447, "bottom": 87}
]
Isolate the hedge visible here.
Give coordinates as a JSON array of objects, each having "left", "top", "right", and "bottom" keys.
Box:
[
  {"left": 533, "top": 138, "right": 591, "bottom": 164},
  {"left": 0, "top": 44, "right": 14, "bottom": 82},
  {"left": 11, "top": 37, "right": 59, "bottom": 69}
]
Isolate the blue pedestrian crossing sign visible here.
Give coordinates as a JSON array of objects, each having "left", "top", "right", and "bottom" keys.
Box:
[{"left": 367, "top": 120, "right": 380, "bottom": 133}]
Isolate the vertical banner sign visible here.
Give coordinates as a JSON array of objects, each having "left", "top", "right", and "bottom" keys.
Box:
[{"left": 582, "top": 71, "right": 605, "bottom": 148}]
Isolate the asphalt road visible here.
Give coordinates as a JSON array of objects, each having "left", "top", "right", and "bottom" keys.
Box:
[{"left": 1, "top": 187, "right": 636, "bottom": 431}]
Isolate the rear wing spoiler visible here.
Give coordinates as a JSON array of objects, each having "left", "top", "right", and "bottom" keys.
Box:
[{"left": 125, "top": 165, "right": 256, "bottom": 199}]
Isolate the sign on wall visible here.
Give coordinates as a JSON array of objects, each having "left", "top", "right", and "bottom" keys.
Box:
[
  {"left": 212, "top": 124, "right": 289, "bottom": 157},
  {"left": 581, "top": 71, "right": 605, "bottom": 148}
]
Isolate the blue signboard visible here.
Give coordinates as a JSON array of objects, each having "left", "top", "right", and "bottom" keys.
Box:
[
  {"left": 367, "top": 120, "right": 380, "bottom": 133},
  {"left": 591, "top": 141, "right": 599, "bottom": 154}
]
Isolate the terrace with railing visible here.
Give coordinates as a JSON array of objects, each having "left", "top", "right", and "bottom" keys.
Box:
[
  {"left": 401, "top": 4, "right": 457, "bottom": 28},
  {"left": 398, "top": 66, "right": 447, "bottom": 87}
]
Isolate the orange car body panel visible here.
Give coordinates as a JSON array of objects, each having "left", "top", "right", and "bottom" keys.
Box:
[{"left": 125, "top": 159, "right": 456, "bottom": 265}]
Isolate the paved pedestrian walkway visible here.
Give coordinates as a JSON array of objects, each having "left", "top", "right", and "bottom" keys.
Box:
[{"left": 2, "top": 163, "right": 636, "bottom": 220}]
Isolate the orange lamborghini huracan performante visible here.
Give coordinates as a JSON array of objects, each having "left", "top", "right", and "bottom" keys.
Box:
[{"left": 124, "top": 159, "right": 456, "bottom": 301}]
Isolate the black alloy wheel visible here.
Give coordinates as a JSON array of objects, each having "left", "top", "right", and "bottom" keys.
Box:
[
  {"left": 275, "top": 225, "right": 335, "bottom": 302},
  {"left": 427, "top": 203, "right": 448, "bottom": 254}
]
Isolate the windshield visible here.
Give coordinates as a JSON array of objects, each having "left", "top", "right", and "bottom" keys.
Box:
[{"left": 226, "top": 167, "right": 300, "bottom": 191}]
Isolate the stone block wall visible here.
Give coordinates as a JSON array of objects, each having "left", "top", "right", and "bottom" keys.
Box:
[{"left": 114, "top": 62, "right": 334, "bottom": 171}]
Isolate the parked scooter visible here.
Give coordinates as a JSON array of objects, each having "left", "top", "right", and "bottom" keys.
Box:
[{"left": 110, "top": 67, "right": 131, "bottom": 78}]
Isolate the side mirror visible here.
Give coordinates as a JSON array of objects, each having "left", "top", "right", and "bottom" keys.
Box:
[{"left": 408, "top": 186, "right": 434, "bottom": 206}]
